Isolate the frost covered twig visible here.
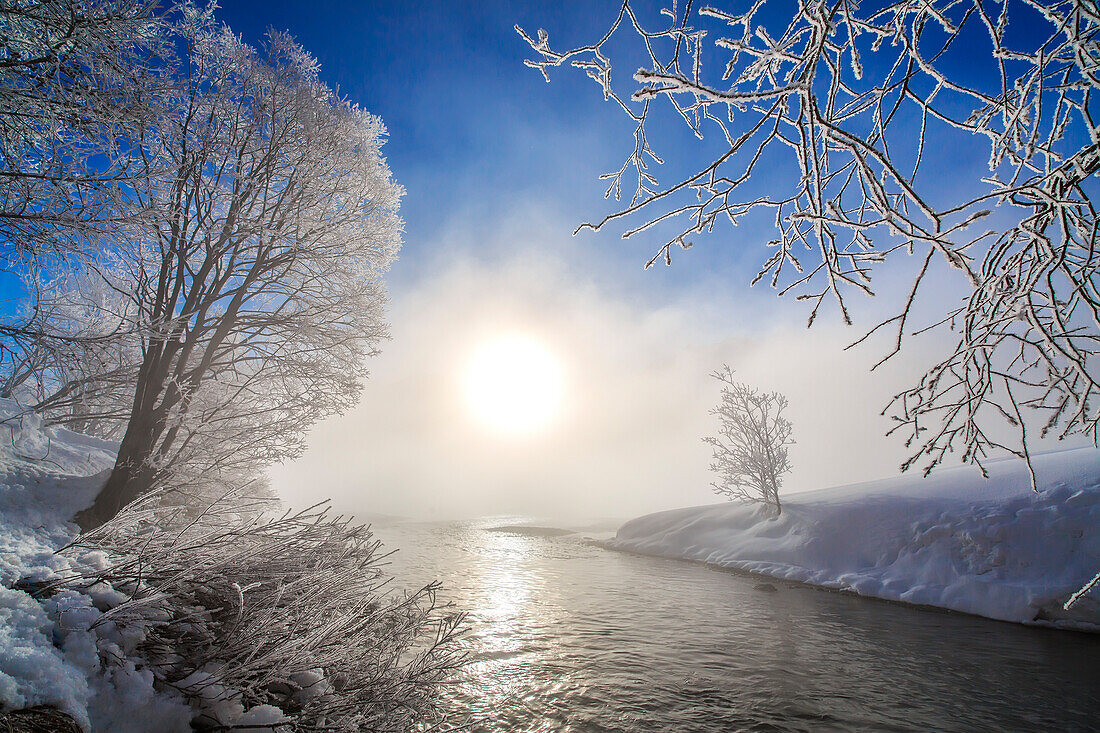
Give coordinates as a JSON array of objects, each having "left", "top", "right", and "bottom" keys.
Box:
[
  {"left": 53, "top": 487, "right": 465, "bottom": 732},
  {"left": 520, "top": 0, "right": 1100, "bottom": 481},
  {"left": 1064, "top": 569, "right": 1100, "bottom": 609}
]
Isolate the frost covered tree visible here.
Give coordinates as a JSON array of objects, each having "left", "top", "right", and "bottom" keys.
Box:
[
  {"left": 519, "top": 1, "right": 1100, "bottom": 486},
  {"left": 0, "top": 0, "right": 165, "bottom": 401},
  {"left": 704, "top": 366, "right": 792, "bottom": 515},
  {"left": 0, "top": 0, "right": 163, "bottom": 254},
  {"left": 62, "top": 8, "right": 402, "bottom": 528},
  {"left": 0, "top": 4, "right": 401, "bottom": 529}
]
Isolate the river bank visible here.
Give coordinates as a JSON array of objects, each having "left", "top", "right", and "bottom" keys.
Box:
[{"left": 604, "top": 449, "right": 1100, "bottom": 630}]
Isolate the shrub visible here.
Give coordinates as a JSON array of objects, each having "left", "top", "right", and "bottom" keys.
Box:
[{"left": 53, "top": 486, "right": 464, "bottom": 731}]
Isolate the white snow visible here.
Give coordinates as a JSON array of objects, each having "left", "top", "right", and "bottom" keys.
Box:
[
  {"left": 0, "top": 586, "right": 89, "bottom": 716},
  {"left": 0, "top": 402, "right": 339, "bottom": 729},
  {"left": 234, "top": 704, "right": 289, "bottom": 730},
  {"left": 0, "top": 403, "right": 273, "bottom": 730},
  {"left": 607, "top": 448, "right": 1100, "bottom": 628}
]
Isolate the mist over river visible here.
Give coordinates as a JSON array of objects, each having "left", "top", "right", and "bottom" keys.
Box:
[{"left": 367, "top": 518, "right": 1100, "bottom": 732}]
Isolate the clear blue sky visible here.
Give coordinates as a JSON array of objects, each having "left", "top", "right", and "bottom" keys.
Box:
[
  {"left": 216, "top": 2, "right": 610, "bottom": 269},
  {"left": 214, "top": 0, "right": 1064, "bottom": 308},
  {"left": 214, "top": 0, "right": 775, "bottom": 301}
]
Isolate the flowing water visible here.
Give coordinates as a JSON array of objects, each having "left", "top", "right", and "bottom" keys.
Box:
[{"left": 371, "top": 518, "right": 1100, "bottom": 732}]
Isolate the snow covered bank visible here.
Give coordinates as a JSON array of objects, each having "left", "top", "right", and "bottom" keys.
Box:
[
  {"left": 0, "top": 408, "right": 308, "bottom": 731},
  {"left": 606, "top": 448, "right": 1100, "bottom": 629},
  {"left": 0, "top": 404, "right": 460, "bottom": 732},
  {"left": 0, "top": 407, "right": 300, "bottom": 731},
  {"left": 0, "top": 409, "right": 195, "bottom": 731}
]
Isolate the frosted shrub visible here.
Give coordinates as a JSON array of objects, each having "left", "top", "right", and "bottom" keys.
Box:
[{"left": 51, "top": 488, "right": 464, "bottom": 731}]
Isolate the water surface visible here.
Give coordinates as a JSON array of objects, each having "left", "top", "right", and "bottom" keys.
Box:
[{"left": 373, "top": 518, "right": 1100, "bottom": 732}]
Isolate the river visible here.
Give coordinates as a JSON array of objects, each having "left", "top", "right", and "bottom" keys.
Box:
[{"left": 370, "top": 517, "right": 1100, "bottom": 732}]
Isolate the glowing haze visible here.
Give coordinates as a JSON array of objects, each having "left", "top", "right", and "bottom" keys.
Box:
[
  {"left": 464, "top": 334, "right": 564, "bottom": 436},
  {"left": 267, "top": 210, "right": 961, "bottom": 522},
  {"left": 229, "top": 2, "right": 1076, "bottom": 523}
]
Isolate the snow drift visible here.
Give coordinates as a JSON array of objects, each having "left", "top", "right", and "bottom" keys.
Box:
[
  {"left": 0, "top": 408, "right": 196, "bottom": 731},
  {"left": 607, "top": 448, "right": 1100, "bottom": 629},
  {"left": 0, "top": 405, "right": 307, "bottom": 731}
]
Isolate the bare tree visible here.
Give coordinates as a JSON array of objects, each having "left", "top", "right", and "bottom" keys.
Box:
[
  {"left": 519, "top": 1, "right": 1100, "bottom": 486},
  {"left": 704, "top": 366, "right": 792, "bottom": 515},
  {"left": 66, "top": 8, "right": 402, "bottom": 528}
]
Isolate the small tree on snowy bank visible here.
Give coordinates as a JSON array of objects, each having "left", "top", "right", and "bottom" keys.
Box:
[{"left": 704, "top": 367, "right": 792, "bottom": 516}]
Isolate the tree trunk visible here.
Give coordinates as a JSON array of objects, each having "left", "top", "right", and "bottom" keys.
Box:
[
  {"left": 73, "top": 344, "right": 174, "bottom": 531},
  {"left": 73, "top": 322, "right": 185, "bottom": 530},
  {"left": 74, "top": 416, "right": 159, "bottom": 530},
  {"left": 767, "top": 474, "right": 782, "bottom": 516}
]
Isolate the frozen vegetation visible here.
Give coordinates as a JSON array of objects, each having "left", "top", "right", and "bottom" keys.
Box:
[
  {"left": 0, "top": 405, "right": 461, "bottom": 731},
  {"left": 607, "top": 449, "right": 1100, "bottom": 629},
  {"left": 0, "top": 412, "right": 194, "bottom": 731},
  {"left": 0, "top": 3, "right": 464, "bottom": 729}
]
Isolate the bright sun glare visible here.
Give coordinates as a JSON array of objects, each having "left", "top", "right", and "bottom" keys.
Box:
[{"left": 463, "top": 334, "right": 564, "bottom": 435}]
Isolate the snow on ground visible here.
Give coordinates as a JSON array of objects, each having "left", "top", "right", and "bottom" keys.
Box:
[
  {"left": 0, "top": 403, "right": 287, "bottom": 731},
  {"left": 0, "top": 404, "right": 195, "bottom": 731},
  {"left": 607, "top": 448, "right": 1100, "bottom": 629}
]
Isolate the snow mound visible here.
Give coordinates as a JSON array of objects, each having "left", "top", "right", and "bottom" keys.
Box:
[
  {"left": 607, "top": 448, "right": 1100, "bottom": 628},
  {"left": 0, "top": 402, "right": 323, "bottom": 730},
  {"left": 0, "top": 404, "right": 195, "bottom": 730}
]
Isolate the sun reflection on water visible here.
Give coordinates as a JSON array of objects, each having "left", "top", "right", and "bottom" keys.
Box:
[
  {"left": 377, "top": 519, "right": 1100, "bottom": 733},
  {"left": 446, "top": 524, "right": 574, "bottom": 731}
]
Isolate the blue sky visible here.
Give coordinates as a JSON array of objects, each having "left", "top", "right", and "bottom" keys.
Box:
[
  {"left": 218, "top": 1, "right": 628, "bottom": 277},
  {"left": 215, "top": 0, "right": 785, "bottom": 303},
  {"left": 3, "top": 0, "right": 988, "bottom": 328}
]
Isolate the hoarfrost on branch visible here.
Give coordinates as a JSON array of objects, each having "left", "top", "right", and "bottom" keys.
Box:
[{"left": 519, "top": 0, "right": 1100, "bottom": 483}]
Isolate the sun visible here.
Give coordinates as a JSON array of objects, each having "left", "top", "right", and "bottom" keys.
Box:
[{"left": 463, "top": 334, "right": 564, "bottom": 435}]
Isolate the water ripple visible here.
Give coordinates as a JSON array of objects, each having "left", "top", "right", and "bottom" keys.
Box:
[{"left": 373, "top": 520, "right": 1100, "bottom": 732}]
